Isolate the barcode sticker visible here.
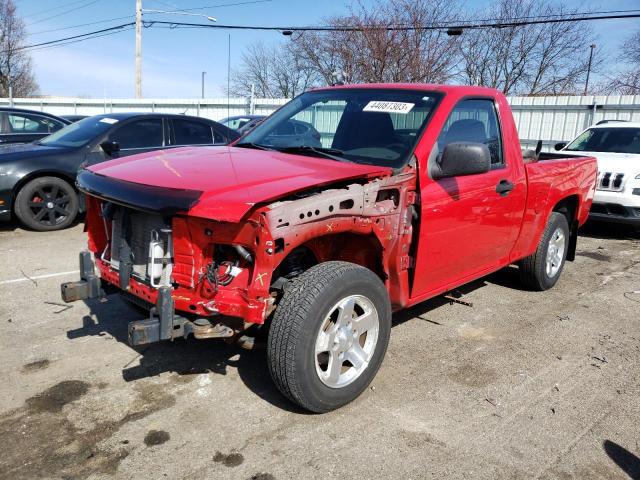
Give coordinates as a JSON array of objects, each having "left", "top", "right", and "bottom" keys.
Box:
[{"left": 363, "top": 101, "right": 415, "bottom": 114}]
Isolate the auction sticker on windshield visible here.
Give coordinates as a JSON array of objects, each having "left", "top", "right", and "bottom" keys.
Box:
[
  {"left": 363, "top": 101, "right": 415, "bottom": 114},
  {"left": 99, "top": 118, "right": 119, "bottom": 124}
]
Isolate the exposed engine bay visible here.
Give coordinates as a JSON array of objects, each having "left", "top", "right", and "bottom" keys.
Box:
[{"left": 74, "top": 169, "right": 417, "bottom": 346}]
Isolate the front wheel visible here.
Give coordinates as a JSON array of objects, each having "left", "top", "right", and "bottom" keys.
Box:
[
  {"left": 267, "top": 261, "right": 391, "bottom": 413},
  {"left": 14, "top": 176, "right": 79, "bottom": 231},
  {"left": 519, "top": 212, "right": 570, "bottom": 290}
]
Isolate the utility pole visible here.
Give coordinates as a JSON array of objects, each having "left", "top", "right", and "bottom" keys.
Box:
[
  {"left": 135, "top": 0, "right": 142, "bottom": 98},
  {"left": 583, "top": 44, "right": 596, "bottom": 96},
  {"left": 201, "top": 71, "right": 206, "bottom": 99}
]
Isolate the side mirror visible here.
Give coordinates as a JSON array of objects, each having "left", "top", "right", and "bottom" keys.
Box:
[
  {"left": 432, "top": 142, "right": 491, "bottom": 180},
  {"left": 554, "top": 142, "right": 567, "bottom": 151},
  {"left": 100, "top": 141, "right": 120, "bottom": 155}
]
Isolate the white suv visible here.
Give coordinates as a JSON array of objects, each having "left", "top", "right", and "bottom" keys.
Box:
[{"left": 558, "top": 121, "right": 640, "bottom": 226}]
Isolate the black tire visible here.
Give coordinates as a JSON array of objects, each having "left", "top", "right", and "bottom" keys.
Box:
[
  {"left": 267, "top": 261, "right": 391, "bottom": 413},
  {"left": 14, "top": 176, "right": 78, "bottom": 231},
  {"left": 519, "top": 212, "right": 570, "bottom": 291}
]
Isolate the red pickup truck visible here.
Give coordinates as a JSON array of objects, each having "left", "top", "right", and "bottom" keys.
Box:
[{"left": 62, "top": 84, "right": 597, "bottom": 412}]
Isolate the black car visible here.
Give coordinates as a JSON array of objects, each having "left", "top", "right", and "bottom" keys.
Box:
[
  {"left": 0, "top": 112, "right": 239, "bottom": 231},
  {"left": 61, "top": 114, "right": 88, "bottom": 123},
  {"left": 0, "top": 107, "right": 70, "bottom": 145}
]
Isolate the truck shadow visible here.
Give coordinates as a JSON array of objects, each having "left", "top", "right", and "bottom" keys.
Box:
[
  {"left": 66, "top": 281, "right": 489, "bottom": 413},
  {"left": 67, "top": 296, "right": 309, "bottom": 413},
  {"left": 391, "top": 278, "right": 487, "bottom": 327}
]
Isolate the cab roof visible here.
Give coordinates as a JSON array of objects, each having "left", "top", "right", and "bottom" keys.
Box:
[{"left": 311, "top": 83, "right": 502, "bottom": 97}]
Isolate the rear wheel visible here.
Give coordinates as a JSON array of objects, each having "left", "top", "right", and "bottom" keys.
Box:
[
  {"left": 519, "top": 212, "right": 569, "bottom": 290},
  {"left": 267, "top": 261, "right": 391, "bottom": 413},
  {"left": 15, "top": 176, "right": 78, "bottom": 231}
]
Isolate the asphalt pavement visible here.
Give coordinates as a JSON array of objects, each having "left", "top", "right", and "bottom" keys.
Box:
[{"left": 0, "top": 219, "right": 638, "bottom": 480}]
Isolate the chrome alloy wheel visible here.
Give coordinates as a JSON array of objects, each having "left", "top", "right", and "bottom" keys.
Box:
[
  {"left": 546, "top": 227, "right": 566, "bottom": 278},
  {"left": 314, "top": 294, "right": 380, "bottom": 388}
]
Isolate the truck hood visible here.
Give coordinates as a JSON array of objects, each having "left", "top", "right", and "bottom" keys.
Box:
[
  {"left": 561, "top": 150, "right": 640, "bottom": 175},
  {"left": 84, "top": 146, "right": 391, "bottom": 222}
]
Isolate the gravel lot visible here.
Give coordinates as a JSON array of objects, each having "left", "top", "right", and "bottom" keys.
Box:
[{"left": 0, "top": 219, "right": 638, "bottom": 480}]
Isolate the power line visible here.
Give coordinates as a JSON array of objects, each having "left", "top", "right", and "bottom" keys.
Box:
[
  {"left": 152, "top": 0, "right": 272, "bottom": 14},
  {"left": 26, "top": 0, "right": 102, "bottom": 27},
  {"left": 27, "top": 16, "right": 135, "bottom": 37},
  {"left": 141, "top": 12, "right": 640, "bottom": 33},
  {"left": 24, "top": 27, "right": 135, "bottom": 54},
  {"left": 8, "top": 23, "right": 135, "bottom": 53},
  {"left": 443, "top": 9, "right": 640, "bottom": 26},
  {"left": 12, "top": 10, "right": 640, "bottom": 54},
  {"left": 22, "top": 0, "right": 95, "bottom": 19},
  {"left": 149, "top": 0, "right": 181, "bottom": 9}
]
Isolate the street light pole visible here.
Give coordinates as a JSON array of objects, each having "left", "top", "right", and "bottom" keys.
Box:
[
  {"left": 583, "top": 44, "right": 596, "bottom": 96},
  {"left": 135, "top": 0, "right": 142, "bottom": 98},
  {"left": 202, "top": 71, "right": 206, "bottom": 99}
]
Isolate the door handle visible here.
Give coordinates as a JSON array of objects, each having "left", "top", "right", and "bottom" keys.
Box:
[{"left": 496, "top": 179, "right": 514, "bottom": 196}]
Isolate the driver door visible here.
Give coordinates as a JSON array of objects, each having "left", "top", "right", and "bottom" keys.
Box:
[{"left": 411, "top": 98, "right": 525, "bottom": 298}]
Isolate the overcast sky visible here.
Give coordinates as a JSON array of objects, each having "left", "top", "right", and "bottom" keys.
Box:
[{"left": 17, "top": 0, "right": 640, "bottom": 99}]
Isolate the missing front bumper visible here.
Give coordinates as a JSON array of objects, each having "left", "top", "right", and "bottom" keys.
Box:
[{"left": 62, "top": 251, "right": 237, "bottom": 347}]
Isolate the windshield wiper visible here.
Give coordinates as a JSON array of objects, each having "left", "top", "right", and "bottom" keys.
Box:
[
  {"left": 277, "top": 145, "right": 350, "bottom": 162},
  {"left": 235, "top": 142, "right": 273, "bottom": 151}
]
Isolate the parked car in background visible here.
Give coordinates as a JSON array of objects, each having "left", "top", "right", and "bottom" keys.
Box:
[
  {"left": 63, "top": 84, "right": 597, "bottom": 413},
  {"left": 0, "top": 107, "right": 70, "bottom": 145},
  {"left": 0, "top": 113, "right": 239, "bottom": 231},
  {"left": 557, "top": 120, "right": 640, "bottom": 226},
  {"left": 62, "top": 114, "right": 88, "bottom": 123},
  {"left": 220, "top": 114, "right": 265, "bottom": 134}
]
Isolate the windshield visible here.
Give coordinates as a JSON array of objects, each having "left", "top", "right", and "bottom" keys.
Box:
[
  {"left": 566, "top": 127, "right": 640, "bottom": 154},
  {"left": 39, "top": 116, "right": 118, "bottom": 148},
  {"left": 239, "top": 88, "right": 441, "bottom": 168}
]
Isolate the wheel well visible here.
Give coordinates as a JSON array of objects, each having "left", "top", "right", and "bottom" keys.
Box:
[
  {"left": 552, "top": 195, "right": 579, "bottom": 261},
  {"left": 12, "top": 171, "right": 76, "bottom": 206},
  {"left": 273, "top": 233, "right": 385, "bottom": 282}
]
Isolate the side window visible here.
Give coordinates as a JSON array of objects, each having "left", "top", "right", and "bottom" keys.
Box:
[
  {"left": 437, "top": 99, "right": 503, "bottom": 166},
  {"left": 173, "top": 119, "right": 214, "bottom": 145},
  {"left": 8, "top": 113, "right": 65, "bottom": 134},
  {"left": 212, "top": 129, "right": 225, "bottom": 144},
  {"left": 109, "top": 119, "right": 163, "bottom": 149}
]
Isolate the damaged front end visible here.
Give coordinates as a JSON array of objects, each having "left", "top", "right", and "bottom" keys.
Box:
[{"left": 62, "top": 166, "right": 417, "bottom": 347}]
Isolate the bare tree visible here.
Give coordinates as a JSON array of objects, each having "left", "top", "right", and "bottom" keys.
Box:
[
  {"left": 229, "top": 42, "right": 319, "bottom": 98},
  {"left": 604, "top": 30, "right": 640, "bottom": 94},
  {"left": 292, "top": 0, "right": 461, "bottom": 85},
  {"left": 459, "top": 0, "right": 600, "bottom": 95},
  {"left": 0, "top": 0, "right": 38, "bottom": 97}
]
